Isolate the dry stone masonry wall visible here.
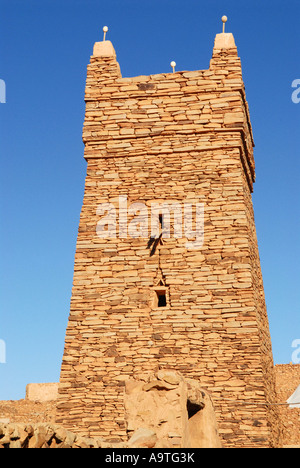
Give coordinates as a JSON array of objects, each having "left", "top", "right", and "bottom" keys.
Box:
[
  {"left": 56, "top": 32, "right": 282, "bottom": 448},
  {"left": 275, "top": 364, "right": 300, "bottom": 446}
]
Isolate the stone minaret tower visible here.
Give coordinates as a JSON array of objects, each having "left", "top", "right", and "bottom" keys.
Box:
[{"left": 56, "top": 24, "right": 281, "bottom": 448}]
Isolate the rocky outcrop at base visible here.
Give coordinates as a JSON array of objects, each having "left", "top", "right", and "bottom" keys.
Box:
[
  {"left": 0, "top": 423, "right": 125, "bottom": 448},
  {"left": 0, "top": 370, "right": 222, "bottom": 448}
]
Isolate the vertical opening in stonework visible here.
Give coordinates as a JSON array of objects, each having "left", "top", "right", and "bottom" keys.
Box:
[
  {"left": 159, "top": 213, "right": 163, "bottom": 228},
  {"left": 187, "top": 399, "right": 202, "bottom": 419},
  {"left": 155, "top": 289, "right": 167, "bottom": 307}
]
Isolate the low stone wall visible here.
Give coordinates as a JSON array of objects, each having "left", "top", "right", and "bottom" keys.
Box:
[{"left": 25, "top": 383, "right": 58, "bottom": 402}]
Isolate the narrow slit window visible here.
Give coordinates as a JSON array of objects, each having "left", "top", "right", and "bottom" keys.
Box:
[
  {"left": 159, "top": 213, "right": 163, "bottom": 228},
  {"left": 154, "top": 289, "right": 167, "bottom": 308},
  {"left": 157, "top": 291, "right": 167, "bottom": 307}
]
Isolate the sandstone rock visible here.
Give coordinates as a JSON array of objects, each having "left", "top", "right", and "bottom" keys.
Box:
[
  {"left": 0, "top": 431, "right": 10, "bottom": 445},
  {"left": 143, "top": 379, "right": 177, "bottom": 392},
  {"left": 55, "top": 426, "right": 76, "bottom": 446},
  {"left": 73, "top": 435, "right": 91, "bottom": 448},
  {"left": 25, "top": 425, "right": 34, "bottom": 437},
  {"left": 125, "top": 370, "right": 222, "bottom": 448},
  {"left": 10, "top": 440, "right": 22, "bottom": 449},
  {"left": 128, "top": 428, "right": 157, "bottom": 448},
  {"left": 0, "top": 422, "right": 128, "bottom": 448},
  {"left": 157, "top": 369, "right": 182, "bottom": 385},
  {"left": 28, "top": 433, "right": 46, "bottom": 449}
]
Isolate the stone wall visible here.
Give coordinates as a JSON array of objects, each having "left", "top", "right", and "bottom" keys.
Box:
[
  {"left": 56, "top": 32, "right": 281, "bottom": 447},
  {"left": 275, "top": 364, "right": 300, "bottom": 446},
  {"left": 26, "top": 383, "right": 58, "bottom": 402}
]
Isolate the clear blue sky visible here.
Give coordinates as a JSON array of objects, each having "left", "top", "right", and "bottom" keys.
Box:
[{"left": 0, "top": 0, "right": 299, "bottom": 400}]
